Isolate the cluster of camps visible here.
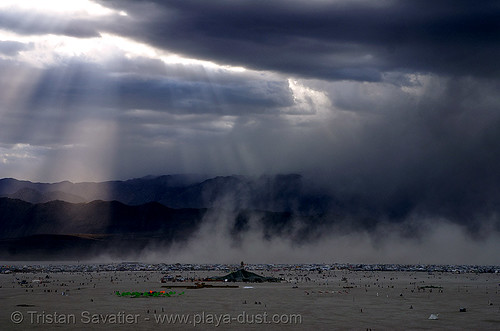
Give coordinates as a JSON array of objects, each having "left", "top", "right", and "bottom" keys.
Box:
[
  {"left": 115, "top": 290, "right": 184, "bottom": 298},
  {"left": 116, "top": 265, "right": 280, "bottom": 298}
]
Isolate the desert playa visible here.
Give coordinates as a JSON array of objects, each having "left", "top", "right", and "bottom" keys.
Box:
[{"left": 0, "top": 263, "right": 499, "bottom": 330}]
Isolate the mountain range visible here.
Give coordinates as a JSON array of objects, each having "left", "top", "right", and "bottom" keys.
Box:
[
  {"left": 0, "top": 174, "right": 330, "bottom": 211},
  {"left": 0, "top": 174, "right": 332, "bottom": 259}
]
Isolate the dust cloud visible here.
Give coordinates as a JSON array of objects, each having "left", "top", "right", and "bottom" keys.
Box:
[{"left": 127, "top": 210, "right": 500, "bottom": 265}]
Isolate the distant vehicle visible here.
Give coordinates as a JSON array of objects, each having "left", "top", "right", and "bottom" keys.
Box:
[
  {"left": 160, "top": 275, "right": 185, "bottom": 283},
  {"left": 161, "top": 275, "right": 174, "bottom": 283}
]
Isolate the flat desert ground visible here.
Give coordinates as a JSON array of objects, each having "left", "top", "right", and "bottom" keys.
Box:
[{"left": 1, "top": 267, "right": 499, "bottom": 330}]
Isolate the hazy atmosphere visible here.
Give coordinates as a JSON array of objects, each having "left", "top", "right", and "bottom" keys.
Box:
[{"left": 1, "top": 0, "right": 500, "bottom": 264}]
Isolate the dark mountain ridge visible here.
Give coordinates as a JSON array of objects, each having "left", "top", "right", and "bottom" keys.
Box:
[
  {"left": 0, "top": 196, "right": 326, "bottom": 260},
  {"left": 0, "top": 174, "right": 330, "bottom": 213},
  {"left": 0, "top": 197, "right": 206, "bottom": 240}
]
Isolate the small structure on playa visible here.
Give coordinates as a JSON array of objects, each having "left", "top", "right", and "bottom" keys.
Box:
[{"left": 210, "top": 268, "right": 281, "bottom": 283}]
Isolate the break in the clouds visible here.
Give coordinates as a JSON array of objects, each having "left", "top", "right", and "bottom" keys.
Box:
[{"left": 0, "top": 1, "right": 500, "bottom": 245}]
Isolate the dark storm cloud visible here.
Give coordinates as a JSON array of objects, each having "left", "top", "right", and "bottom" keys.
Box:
[
  {"left": 300, "top": 76, "right": 500, "bottom": 233},
  {"left": 98, "top": 0, "right": 500, "bottom": 80}
]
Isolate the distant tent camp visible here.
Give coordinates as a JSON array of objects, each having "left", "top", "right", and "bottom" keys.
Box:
[{"left": 212, "top": 269, "right": 280, "bottom": 283}]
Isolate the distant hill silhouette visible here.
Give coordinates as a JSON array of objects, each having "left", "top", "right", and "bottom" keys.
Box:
[
  {"left": 7, "top": 188, "right": 86, "bottom": 204},
  {"left": 0, "top": 174, "right": 331, "bottom": 213},
  {"left": 0, "top": 198, "right": 206, "bottom": 240},
  {"left": 0, "top": 195, "right": 328, "bottom": 260}
]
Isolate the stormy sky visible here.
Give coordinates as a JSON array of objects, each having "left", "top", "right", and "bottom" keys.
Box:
[{"left": 1, "top": 1, "right": 500, "bottom": 262}]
